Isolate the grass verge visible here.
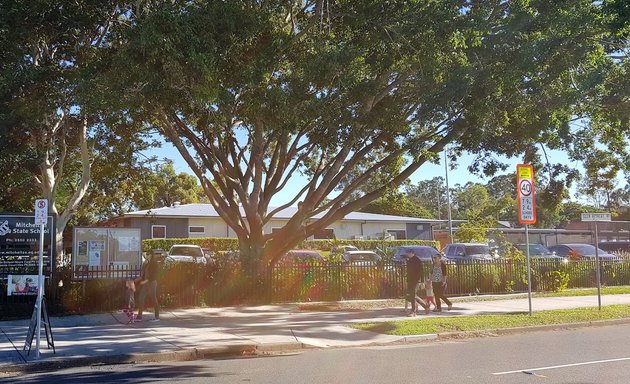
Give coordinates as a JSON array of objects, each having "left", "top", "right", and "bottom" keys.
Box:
[
  {"left": 298, "top": 287, "right": 630, "bottom": 311},
  {"left": 351, "top": 305, "right": 630, "bottom": 336}
]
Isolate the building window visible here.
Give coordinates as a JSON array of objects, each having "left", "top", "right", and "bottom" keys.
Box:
[
  {"left": 152, "top": 225, "right": 166, "bottom": 239},
  {"left": 314, "top": 228, "right": 335, "bottom": 239},
  {"left": 189, "top": 226, "right": 205, "bottom": 234},
  {"left": 387, "top": 229, "right": 406, "bottom": 240}
]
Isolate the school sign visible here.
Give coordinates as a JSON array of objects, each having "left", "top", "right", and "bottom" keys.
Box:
[{"left": 0, "top": 214, "right": 55, "bottom": 275}]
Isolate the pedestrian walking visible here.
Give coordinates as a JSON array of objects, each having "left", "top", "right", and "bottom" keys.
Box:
[
  {"left": 424, "top": 277, "right": 436, "bottom": 310},
  {"left": 431, "top": 253, "right": 452, "bottom": 312},
  {"left": 137, "top": 252, "right": 161, "bottom": 322},
  {"left": 406, "top": 251, "right": 429, "bottom": 316}
]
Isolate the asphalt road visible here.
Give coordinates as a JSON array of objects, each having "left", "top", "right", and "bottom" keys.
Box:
[{"left": 3, "top": 324, "right": 630, "bottom": 384}]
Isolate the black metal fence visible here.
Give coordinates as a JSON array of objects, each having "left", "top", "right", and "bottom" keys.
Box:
[{"left": 2, "top": 260, "right": 630, "bottom": 320}]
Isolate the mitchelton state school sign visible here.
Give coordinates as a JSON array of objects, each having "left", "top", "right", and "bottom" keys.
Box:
[{"left": 0, "top": 214, "right": 55, "bottom": 274}]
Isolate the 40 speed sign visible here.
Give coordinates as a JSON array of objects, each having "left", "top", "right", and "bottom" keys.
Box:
[{"left": 516, "top": 164, "right": 536, "bottom": 225}]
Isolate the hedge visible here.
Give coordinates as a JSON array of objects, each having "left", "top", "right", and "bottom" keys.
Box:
[{"left": 143, "top": 237, "right": 440, "bottom": 255}]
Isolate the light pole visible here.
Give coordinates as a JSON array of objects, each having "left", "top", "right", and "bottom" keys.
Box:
[{"left": 444, "top": 147, "right": 453, "bottom": 243}]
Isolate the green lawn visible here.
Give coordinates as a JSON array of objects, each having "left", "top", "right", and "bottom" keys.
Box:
[{"left": 352, "top": 305, "right": 630, "bottom": 336}]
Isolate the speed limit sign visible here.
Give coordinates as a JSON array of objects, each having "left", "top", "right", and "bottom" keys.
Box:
[{"left": 516, "top": 164, "right": 536, "bottom": 224}]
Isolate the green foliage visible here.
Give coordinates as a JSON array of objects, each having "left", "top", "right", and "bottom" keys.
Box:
[
  {"left": 99, "top": 0, "right": 623, "bottom": 272},
  {"left": 360, "top": 191, "right": 433, "bottom": 219},
  {"left": 143, "top": 237, "right": 439, "bottom": 256},
  {"left": 454, "top": 216, "right": 496, "bottom": 243},
  {"left": 550, "top": 270, "right": 570, "bottom": 292}
]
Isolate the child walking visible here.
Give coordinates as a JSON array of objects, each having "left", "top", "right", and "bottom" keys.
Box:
[
  {"left": 123, "top": 279, "right": 137, "bottom": 323},
  {"left": 424, "top": 277, "right": 436, "bottom": 310}
]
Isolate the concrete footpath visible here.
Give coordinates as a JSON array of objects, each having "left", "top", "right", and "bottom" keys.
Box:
[{"left": 2, "top": 294, "right": 630, "bottom": 373}]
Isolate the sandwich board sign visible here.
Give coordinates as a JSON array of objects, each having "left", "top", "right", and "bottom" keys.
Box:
[{"left": 516, "top": 164, "right": 536, "bottom": 225}]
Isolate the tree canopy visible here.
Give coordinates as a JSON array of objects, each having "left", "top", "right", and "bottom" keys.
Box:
[{"left": 98, "top": 0, "right": 628, "bottom": 271}]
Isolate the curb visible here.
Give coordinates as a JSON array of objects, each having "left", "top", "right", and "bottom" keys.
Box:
[
  {"left": 0, "top": 342, "right": 310, "bottom": 374},
  {"left": 435, "top": 317, "right": 630, "bottom": 340},
  {"left": 0, "top": 344, "right": 258, "bottom": 374},
  {"left": 3, "top": 318, "right": 630, "bottom": 374}
]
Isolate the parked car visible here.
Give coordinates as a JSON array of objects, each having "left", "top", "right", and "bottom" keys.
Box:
[
  {"left": 278, "top": 250, "right": 325, "bottom": 266},
  {"left": 598, "top": 241, "right": 630, "bottom": 256},
  {"left": 443, "top": 243, "right": 494, "bottom": 262},
  {"left": 515, "top": 243, "right": 565, "bottom": 260},
  {"left": 548, "top": 243, "right": 621, "bottom": 262},
  {"left": 166, "top": 244, "right": 209, "bottom": 264},
  {"left": 342, "top": 250, "right": 381, "bottom": 265},
  {"left": 331, "top": 245, "right": 360, "bottom": 254},
  {"left": 393, "top": 245, "right": 440, "bottom": 263}
]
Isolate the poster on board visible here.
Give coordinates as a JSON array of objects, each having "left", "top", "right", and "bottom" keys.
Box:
[
  {"left": 88, "top": 240, "right": 105, "bottom": 266},
  {"left": 7, "top": 274, "right": 39, "bottom": 296}
]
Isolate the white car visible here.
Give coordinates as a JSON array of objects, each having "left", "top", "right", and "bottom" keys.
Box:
[
  {"left": 342, "top": 250, "right": 381, "bottom": 265},
  {"left": 166, "top": 245, "right": 208, "bottom": 264}
]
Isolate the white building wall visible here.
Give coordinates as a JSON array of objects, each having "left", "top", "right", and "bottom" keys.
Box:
[
  {"left": 362, "top": 222, "right": 407, "bottom": 239},
  {"left": 332, "top": 221, "right": 363, "bottom": 239},
  {"left": 187, "top": 218, "right": 407, "bottom": 240},
  {"left": 188, "top": 218, "right": 231, "bottom": 238},
  {"left": 264, "top": 219, "right": 290, "bottom": 234}
]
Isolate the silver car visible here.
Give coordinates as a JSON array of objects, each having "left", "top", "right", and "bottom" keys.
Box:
[{"left": 443, "top": 243, "right": 494, "bottom": 262}]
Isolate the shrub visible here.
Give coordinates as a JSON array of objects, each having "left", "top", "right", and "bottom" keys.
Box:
[{"left": 550, "top": 270, "right": 570, "bottom": 292}]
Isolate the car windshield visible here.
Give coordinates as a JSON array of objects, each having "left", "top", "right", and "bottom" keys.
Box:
[
  {"left": 171, "top": 246, "right": 203, "bottom": 257},
  {"left": 414, "top": 248, "right": 438, "bottom": 258},
  {"left": 348, "top": 253, "right": 379, "bottom": 262},
  {"left": 465, "top": 245, "right": 489, "bottom": 255},
  {"left": 570, "top": 244, "right": 608, "bottom": 256},
  {"left": 518, "top": 244, "right": 552, "bottom": 255}
]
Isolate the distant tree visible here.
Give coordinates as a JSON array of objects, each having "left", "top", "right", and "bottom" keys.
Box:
[
  {"left": 134, "top": 163, "right": 209, "bottom": 210},
  {"left": 360, "top": 191, "right": 433, "bottom": 219},
  {"left": 405, "top": 177, "right": 447, "bottom": 220}
]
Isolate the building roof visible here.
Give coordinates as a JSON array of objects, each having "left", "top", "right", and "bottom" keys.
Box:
[{"left": 123, "top": 203, "right": 443, "bottom": 223}]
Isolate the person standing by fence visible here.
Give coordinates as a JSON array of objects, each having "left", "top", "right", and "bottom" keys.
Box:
[
  {"left": 431, "top": 253, "right": 452, "bottom": 312},
  {"left": 137, "top": 252, "right": 161, "bottom": 322},
  {"left": 406, "top": 251, "right": 429, "bottom": 316}
]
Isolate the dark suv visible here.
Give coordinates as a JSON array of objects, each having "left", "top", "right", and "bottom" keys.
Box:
[{"left": 598, "top": 241, "right": 630, "bottom": 255}]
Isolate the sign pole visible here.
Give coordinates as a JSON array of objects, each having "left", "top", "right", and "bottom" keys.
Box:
[
  {"left": 516, "top": 164, "right": 536, "bottom": 316},
  {"left": 580, "top": 212, "right": 610, "bottom": 311},
  {"left": 35, "top": 222, "right": 45, "bottom": 359},
  {"left": 525, "top": 224, "right": 532, "bottom": 316},
  {"left": 594, "top": 222, "right": 601, "bottom": 310},
  {"left": 33, "top": 199, "right": 48, "bottom": 359}
]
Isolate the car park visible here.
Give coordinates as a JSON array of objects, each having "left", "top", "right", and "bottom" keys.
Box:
[
  {"left": 342, "top": 250, "right": 381, "bottom": 265},
  {"left": 597, "top": 241, "right": 630, "bottom": 256},
  {"left": 332, "top": 245, "right": 360, "bottom": 254},
  {"left": 166, "top": 244, "right": 209, "bottom": 264},
  {"left": 548, "top": 243, "right": 621, "bottom": 262},
  {"left": 392, "top": 245, "right": 440, "bottom": 263},
  {"left": 443, "top": 243, "right": 494, "bottom": 262},
  {"left": 515, "top": 243, "right": 565, "bottom": 260},
  {"left": 278, "top": 250, "right": 325, "bottom": 266}
]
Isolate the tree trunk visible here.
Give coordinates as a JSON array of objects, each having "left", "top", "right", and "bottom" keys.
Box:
[{"left": 237, "top": 235, "right": 271, "bottom": 302}]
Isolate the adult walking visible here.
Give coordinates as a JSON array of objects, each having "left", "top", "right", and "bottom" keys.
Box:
[
  {"left": 431, "top": 253, "right": 452, "bottom": 312},
  {"left": 137, "top": 252, "right": 161, "bottom": 321},
  {"left": 406, "top": 251, "right": 429, "bottom": 316}
]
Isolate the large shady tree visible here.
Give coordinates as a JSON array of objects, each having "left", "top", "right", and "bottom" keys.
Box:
[
  {"left": 0, "top": 1, "right": 155, "bottom": 257},
  {"left": 112, "top": 1, "right": 623, "bottom": 273}
]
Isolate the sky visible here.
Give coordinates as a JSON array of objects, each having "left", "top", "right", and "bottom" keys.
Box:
[{"left": 147, "top": 140, "right": 594, "bottom": 207}]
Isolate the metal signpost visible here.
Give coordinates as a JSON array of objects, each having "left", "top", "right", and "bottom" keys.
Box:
[
  {"left": 34, "top": 199, "right": 48, "bottom": 359},
  {"left": 516, "top": 164, "right": 536, "bottom": 316},
  {"left": 581, "top": 212, "right": 612, "bottom": 310}
]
